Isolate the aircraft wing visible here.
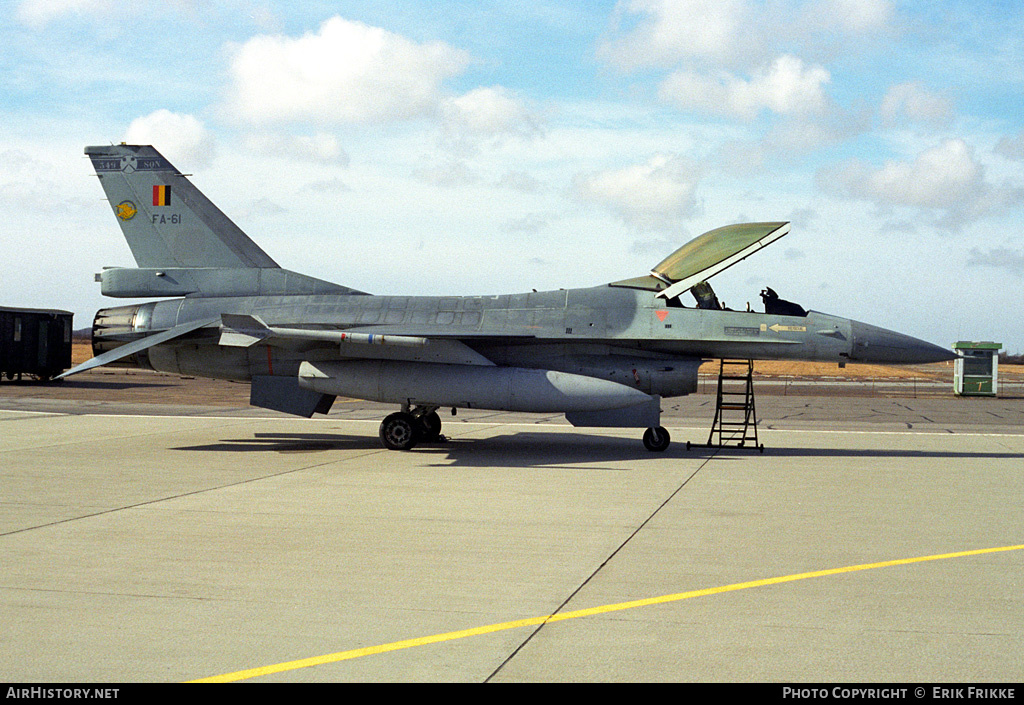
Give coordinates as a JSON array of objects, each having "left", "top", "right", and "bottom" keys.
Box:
[{"left": 218, "top": 314, "right": 523, "bottom": 366}]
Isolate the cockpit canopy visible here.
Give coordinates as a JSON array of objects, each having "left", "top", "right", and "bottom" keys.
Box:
[
  {"left": 611, "top": 222, "right": 790, "bottom": 294},
  {"left": 610, "top": 221, "right": 807, "bottom": 316}
]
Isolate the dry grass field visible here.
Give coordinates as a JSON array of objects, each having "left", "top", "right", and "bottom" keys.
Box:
[
  {"left": 72, "top": 340, "right": 93, "bottom": 365},
  {"left": 747, "top": 359, "right": 952, "bottom": 379}
]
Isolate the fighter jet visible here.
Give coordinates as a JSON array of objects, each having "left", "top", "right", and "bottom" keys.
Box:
[{"left": 60, "top": 144, "right": 955, "bottom": 451}]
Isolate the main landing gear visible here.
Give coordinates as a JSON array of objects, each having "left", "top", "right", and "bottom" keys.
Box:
[
  {"left": 378, "top": 407, "right": 671, "bottom": 452},
  {"left": 379, "top": 406, "right": 445, "bottom": 451}
]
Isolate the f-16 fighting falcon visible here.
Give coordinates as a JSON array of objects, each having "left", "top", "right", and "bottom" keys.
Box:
[{"left": 60, "top": 144, "right": 956, "bottom": 451}]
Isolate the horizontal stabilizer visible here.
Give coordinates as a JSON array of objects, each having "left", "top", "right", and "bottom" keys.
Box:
[
  {"left": 56, "top": 316, "right": 218, "bottom": 379},
  {"left": 98, "top": 267, "right": 360, "bottom": 298},
  {"left": 219, "top": 314, "right": 272, "bottom": 348}
]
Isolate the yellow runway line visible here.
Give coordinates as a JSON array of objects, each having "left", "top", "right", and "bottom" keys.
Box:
[{"left": 191, "top": 543, "right": 1024, "bottom": 683}]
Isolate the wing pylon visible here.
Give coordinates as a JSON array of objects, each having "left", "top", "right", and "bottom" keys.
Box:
[{"left": 219, "top": 314, "right": 429, "bottom": 349}]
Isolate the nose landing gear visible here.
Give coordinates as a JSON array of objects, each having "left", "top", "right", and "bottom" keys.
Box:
[{"left": 642, "top": 426, "right": 671, "bottom": 452}]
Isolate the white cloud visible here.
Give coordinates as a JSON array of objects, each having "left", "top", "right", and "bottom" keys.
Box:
[
  {"left": 439, "top": 87, "right": 543, "bottom": 151},
  {"left": 411, "top": 159, "right": 480, "bottom": 188},
  {"left": 17, "top": 0, "right": 220, "bottom": 28},
  {"left": 242, "top": 198, "right": 287, "bottom": 218},
  {"left": 16, "top": 0, "right": 111, "bottom": 28},
  {"left": 833, "top": 139, "right": 981, "bottom": 209},
  {"left": 600, "top": 0, "right": 896, "bottom": 73},
  {"left": 0, "top": 148, "right": 92, "bottom": 213},
  {"left": 967, "top": 247, "right": 1024, "bottom": 277},
  {"left": 818, "top": 139, "right": 1024, "bottom": 230},
  {"left": 995, "top": 131, "right": 1024, "bottom": 161},
  {"left": 245, "top": 132, "right": 350, "bottom": 166},
  {"left": 599, "top": 0, "right": 751, "bottom": 70},
  {"left": 502, "top": 213, "right": 550, "bottom": 235},
  {"left": 297, "top": 178, "right": 351, "bottom": 196},
  {"left": 659, "top": 55, "right": 831, "bottom": 120},
  {"left": 880, "top": 82, "right": 953, "bottom": 127},
  {"left": 122, "top": 109, "right": 215, "bottom": 167},
  {"left": 496, "top": 170, "right": 544, "bottom": 193},
  {"left": 223, "top": 16, "right": 470, "bottom": 125},
  {"left": 800, "top": 0, "right": 894, "bottom": 34},
  {"left": 572, "top": 153, "right": 701, "bottom": 231}
]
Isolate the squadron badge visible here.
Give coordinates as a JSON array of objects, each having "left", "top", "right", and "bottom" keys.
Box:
[{"left": 115, "top": 200, "right": 137, "bottom": 221}]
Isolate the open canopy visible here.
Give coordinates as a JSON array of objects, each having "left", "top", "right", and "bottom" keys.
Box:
[{"left": 611, "top": 222, "right": 790, "bottom": 299}]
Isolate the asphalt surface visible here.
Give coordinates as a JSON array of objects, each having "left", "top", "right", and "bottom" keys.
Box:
[{"left": 1, "top": 371, "right": 1022, "bottom": 682}]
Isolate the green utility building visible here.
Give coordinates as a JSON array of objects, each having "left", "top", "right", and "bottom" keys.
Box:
[{"left": 952, "top": 341, "right": 1002, "bottom": 396}]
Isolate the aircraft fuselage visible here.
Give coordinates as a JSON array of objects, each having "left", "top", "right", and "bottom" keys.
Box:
[{"left": 94, "top": 283, "right": 947, "bottom": 392}]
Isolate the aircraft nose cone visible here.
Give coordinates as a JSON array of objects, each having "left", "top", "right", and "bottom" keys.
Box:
[{"left": 850, "top": 321, "right": 957, "bottom": 364}]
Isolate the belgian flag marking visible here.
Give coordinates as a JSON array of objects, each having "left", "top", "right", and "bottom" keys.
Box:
[{"left": 152, "top": 184, "right": 172, "bottom": 206}]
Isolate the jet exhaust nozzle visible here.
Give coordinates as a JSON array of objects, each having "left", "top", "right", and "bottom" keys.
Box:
[{"left": 91, "top": 303, "right": 158, "bottom": 369}]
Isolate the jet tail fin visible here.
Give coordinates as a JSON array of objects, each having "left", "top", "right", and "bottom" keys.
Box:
[
  {"left": 86, "top": 144, "right": 365, "bottom": 298},
  {"left": 86, "top": 144, "right": 278, "bottom": 269}
]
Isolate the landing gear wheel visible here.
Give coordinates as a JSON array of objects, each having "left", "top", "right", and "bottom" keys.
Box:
[
  {"left": 379, "top": 412, "right": 419, "bottom": 451},
  {"left": 642, "top": 426, "right": 671, "bottom": 452},
  {"left": 417, "top": 411, "right": 443, "bottom": 443}
]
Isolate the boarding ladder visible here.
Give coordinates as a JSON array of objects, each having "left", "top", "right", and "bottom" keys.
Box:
[{"left": 704, "top": 359, "right": 763, "bottom": 452}]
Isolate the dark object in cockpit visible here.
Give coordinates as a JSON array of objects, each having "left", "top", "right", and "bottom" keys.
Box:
[
  {"left": 760, "top": 287, "right": 807, "bottom": 317},
  {"left": 691, "top": 281, "right": 722, "bottom": 310}
]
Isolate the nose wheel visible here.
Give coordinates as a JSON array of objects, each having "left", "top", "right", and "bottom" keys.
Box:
[{"left": 642, "top": 426, "right": 671, "bottom": 452}]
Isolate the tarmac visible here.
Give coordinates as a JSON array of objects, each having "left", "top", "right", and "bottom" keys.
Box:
[{"left": 1, "top": 370, "right": 1022, "bottom": 683}]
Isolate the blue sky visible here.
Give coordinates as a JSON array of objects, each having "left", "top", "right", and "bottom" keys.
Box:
[{"left": 3, "top": 0, "right": 1024, "bottom": 352}]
